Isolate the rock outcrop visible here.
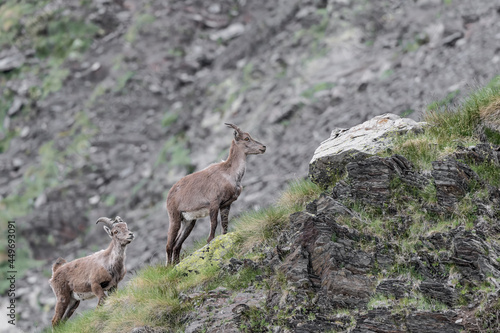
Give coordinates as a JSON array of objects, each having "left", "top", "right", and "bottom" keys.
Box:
[
  {"left": 183, "top": 115, "right": 500, "bottom": 333},
  {"left": 309, "top": 114, "right": 425, "bottom": 188},
  {"left": 177, "top": 111, "right": 500, "bottom": 332}
]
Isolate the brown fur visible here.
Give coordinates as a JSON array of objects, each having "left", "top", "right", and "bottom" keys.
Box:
[
  {"left": 165, "top": 123, "right": 266, "bottom": 265},
  {"left": 49, "top": 217, "right": 134, "bottom": 327},
  {"left": 52, "top": 257, "right": 67, "bottom": 274}
]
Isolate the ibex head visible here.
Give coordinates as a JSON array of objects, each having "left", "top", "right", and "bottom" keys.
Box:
[
  {"left": 225, "top": 123, "right": 266, "bottom": 155},
  {"left": 96, "top": 216, "right": 135, "bottom": 245}
]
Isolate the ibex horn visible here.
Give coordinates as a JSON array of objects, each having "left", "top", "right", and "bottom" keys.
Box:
[
  {"left": 225, "top": 123, "right": 241, "bottom": 133},
  {"left": 96, "top": 217, "right": 113, "bottom": 228}
]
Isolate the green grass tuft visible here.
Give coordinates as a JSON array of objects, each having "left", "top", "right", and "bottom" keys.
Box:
[
  {"left": 469, "top": 160, "right": 500, "bottom": 187},
  {"left": 387, "top": 75, "right": 500, "bottom": 170},
  {"left": 484, "top": 127, "right": 500, "bottom": 145},
  {"left": 367, "top": 291, "right": 448, "bottom": 313},
  {"left": 50, "top": 264, "right": 216, "bottom": 333},
  {"left": 235, "top": 205, "right": 291, "bottom": 252},
  {"left": 235, "top": 179, "right": 322, "bottom": 252}
]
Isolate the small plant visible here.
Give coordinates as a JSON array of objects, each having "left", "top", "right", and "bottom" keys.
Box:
[
  {"left": 427, "top": 90, "right": 460, "bottom": 112},
  {"left": 331, "top": 232, "right": 337, "bottom": 243},
  {"left": 403, "top": 40, "right": 420, "bottom": 53},
  {"left": 154, "top": 134, "right": 191, "bottom": 170},
  {"left": 277, "top": 179, "right": 322, "bottom": 209},
  {"left": 381, "top": 69, "right": 394, "bottom": 79},
  {"left": 161, "top": 112, "right": 178, "bottom": 127},
  {"left": 300, "top": 82, "right": 335, "bottom": 100},
  {"left": 397, "top": 292, "right": 448, "bottom": 312},
  {"left": 125, "top": 13, "right": 155, "bottom": 43},
  {"left": 484, "top": 127, "right": 500, "bottom": 145},
  {"left": 217, "top": 266, "right": 263, "bottom": 291},
  {"left": 235, "top": 205, "right": 291, "bottom": 253},
  {"left": 103, "top": 195, "right": 116, "bottom": 207},
  {"left": 401, "top": 109, "right": 415, "bottom": 117},
  {"left": 114, "top": 71, "right": 135, "bottom": 93},
  {"left": 367, "top": 293, "right": 393, "bottom": 310},
  {"left": 238, "top": 306, "right": 270, "bottom": 333},
  {"left": 469, "top": 160, "right": 500, "bottom": 187}
]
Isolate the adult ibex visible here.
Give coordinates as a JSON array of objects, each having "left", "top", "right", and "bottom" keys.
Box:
[{"left": 165, "top": 123, "right": 266, "bottom": 265}]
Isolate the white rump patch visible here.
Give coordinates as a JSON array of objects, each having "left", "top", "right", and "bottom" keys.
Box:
[
  {"left": 73, "top": 291, "right": 95, "bottom": 301},
  {"left": 182, "top": 208, "right": 209, "bottom": 221}
]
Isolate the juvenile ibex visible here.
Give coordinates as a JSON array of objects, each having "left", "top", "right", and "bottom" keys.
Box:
[
  {"left": 165, "top": 123, "right": 266, "bottom": 265},
  {"left": 49, "top": 216, "right": 134, "bottom": 326}
]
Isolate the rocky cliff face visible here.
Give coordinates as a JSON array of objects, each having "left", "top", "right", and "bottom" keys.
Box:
[
  {"left": 174, "top": 114, "right": 500, "bottom": 333},
  {"left": 2, "top": 0, "right": 500, "bottom": 331}
]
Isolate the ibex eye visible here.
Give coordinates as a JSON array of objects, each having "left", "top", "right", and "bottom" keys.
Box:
[{"left": 245, "top": 137, "right": 250, "bottom": 141}]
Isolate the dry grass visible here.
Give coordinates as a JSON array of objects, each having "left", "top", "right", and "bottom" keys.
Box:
[{"left": 480, "top": 95, "right": 500, "bottom": 128}]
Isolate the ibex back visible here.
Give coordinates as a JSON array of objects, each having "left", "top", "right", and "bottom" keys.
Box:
[{"left": 165, "top": 123, "right": 266, "bottom": 265}]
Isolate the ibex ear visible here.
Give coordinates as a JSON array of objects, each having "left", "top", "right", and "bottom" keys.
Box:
[
  {"left": 225, "top": 123, "right": 242, "bottom": 141},
  {"left": 104, "top": 226, "right": 113, "bottom": 238}
]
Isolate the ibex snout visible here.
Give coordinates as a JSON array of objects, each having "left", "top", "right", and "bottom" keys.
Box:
[
  {"left": 251, "top": 140, "right": 266, "bottom": 155},
  {"left": 244, "top": 137, "right": 266, "bottom": 155}
]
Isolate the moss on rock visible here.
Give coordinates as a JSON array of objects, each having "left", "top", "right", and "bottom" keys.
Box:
[{"left": 176, "top": 233, "right": 238, "bottom": 272}]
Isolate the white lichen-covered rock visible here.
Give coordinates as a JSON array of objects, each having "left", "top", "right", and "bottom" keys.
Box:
[
  {"left": 176, "top": 233, "right": 238, "bottom": 272},
  {"left": 309, "top": 113, "right": 426, "bottom": 188}
]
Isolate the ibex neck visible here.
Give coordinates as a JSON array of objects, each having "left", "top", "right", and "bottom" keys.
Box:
[
  {"left": 107, "top": 239, "right": 127, "bottom": 261},
  {"left": 225, "top": 141, "right": 246, "bottom": 183}
]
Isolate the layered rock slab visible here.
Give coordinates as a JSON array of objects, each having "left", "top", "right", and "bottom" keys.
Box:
[
  {"left": 353, "top": 309, "right": 462, "bottom": 333},
  {"left": 431, "top": 159, "right": 478, "bottom": 209},
  {"left": 278, "top": 196, "right": 377, "bottom": 310},
  {"left": 309, "top": 113, "right": 426, "bottom": 188},
  {"left": 345, "top": 154, "right": 428, "bottom": 206}
]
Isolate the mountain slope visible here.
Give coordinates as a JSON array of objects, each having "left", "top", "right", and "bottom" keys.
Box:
[
  {"left": 1, "top": 0, "right": 500, "bottom": 330},
  {"left": 50, "top": 81, "right": 500, "bottom": 332}
]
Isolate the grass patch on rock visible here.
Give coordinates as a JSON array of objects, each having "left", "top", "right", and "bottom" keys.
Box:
[
  {"left": 235, "top": 179, "right": 322, "bottom": 252},
  {"left": 386, "top": 75, "right": 500, "bottom": 170},
  {"left": 50, "top": 264, "right": 203, "bottom": 333},
  {"left": 341, "top": 76, "right": 500, "bottom": 258}
]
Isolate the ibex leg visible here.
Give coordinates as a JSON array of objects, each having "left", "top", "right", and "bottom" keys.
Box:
[
  {"left": 173, "top": 219, "right": 196, "bottom": 264},
  {"left": 207, "top": 206, "right": 219, "bottom": 243},
  {"left": 220, "top": 206, "right": 230, "bottom": 234}
]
